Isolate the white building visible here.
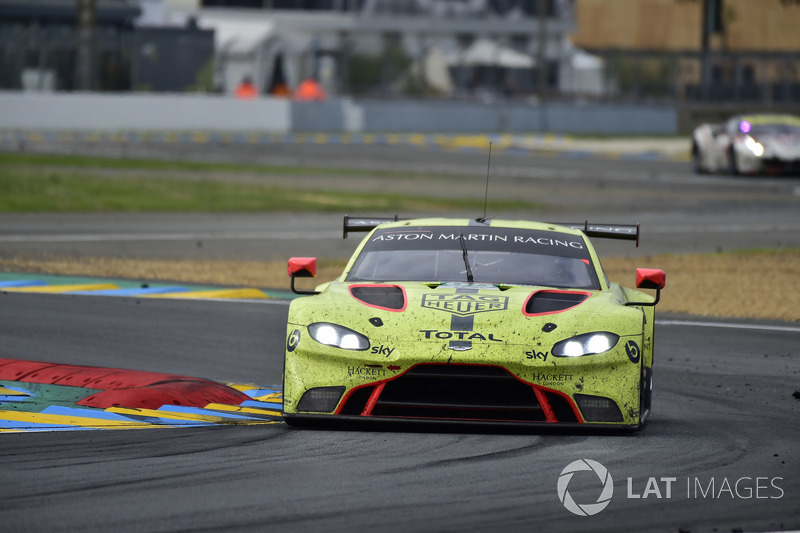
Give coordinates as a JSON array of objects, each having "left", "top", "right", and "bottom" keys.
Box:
[{"left": 136, "top": 0, "right": 578, "bottom": 98}]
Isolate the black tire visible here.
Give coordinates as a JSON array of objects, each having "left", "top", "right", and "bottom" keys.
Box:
[
  {"left": 692, "top": 145, "right": 706, "bottom": 174},
  {"left": 283, "top": 415, "right": 305, "bottom": 427},
  {"left": 639, "top": 366, "right": 653, "bottom": 428},
  {"left": 729, "top": 147, "right": 740, "bottom": 175}
]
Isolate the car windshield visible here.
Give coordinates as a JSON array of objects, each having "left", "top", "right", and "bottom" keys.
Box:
[
  {"left": 752, "top": 124, "right": 800, "bottom": 136},
  {"left": 346, "top": 226, "right": 600, "bottom": 289}
]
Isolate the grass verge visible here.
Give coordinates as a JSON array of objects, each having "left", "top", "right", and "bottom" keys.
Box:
[
  {"left": 0, "top": 152, "right": 413, "bottom": 178},
  {"left": 0, "top": 153, "right": 537, "bottom": 213},
  {"left": 601, "top": 249, "right": 800, "bottom": 322}
]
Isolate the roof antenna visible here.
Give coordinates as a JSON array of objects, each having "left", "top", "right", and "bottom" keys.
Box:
[{"left": 478, "top": 142, "right": 493, "bottom": 223}]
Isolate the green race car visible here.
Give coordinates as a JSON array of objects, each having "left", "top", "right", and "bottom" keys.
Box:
[{"left": 283, "top": 216, "right": 665, "bottom": 430}]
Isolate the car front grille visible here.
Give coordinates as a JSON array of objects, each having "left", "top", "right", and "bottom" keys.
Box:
[
  {"left": 764, "top": 158, "right": 800, "bottom": 174},
  {"left": 338, "top": 364, "right": 578, "bottom": 423}
]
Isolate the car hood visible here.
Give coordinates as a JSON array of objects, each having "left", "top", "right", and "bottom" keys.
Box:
[
  {"left": 288, "top": 281, "right": 644, "bottom": 346},
  {"left": 753, "top": 134, "right": 800, "bottom": 158}
]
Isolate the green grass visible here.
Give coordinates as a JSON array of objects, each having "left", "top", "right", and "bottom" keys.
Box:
[
  {"left": 0, "top": 153, "right": 539, "bottom": 213},
  {"left": 0, "top": 152, "right": 417, "bottom": 178}
]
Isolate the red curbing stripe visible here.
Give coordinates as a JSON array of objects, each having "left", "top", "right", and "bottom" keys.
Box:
[
  {"left": 0, "top": 358, "right": 192, "bottom": 389},
  {"left": 6, "top": 364, "right": 120, "bottom": 389},
  {"left": 78, "top": 380, "right": 250, "bottom": 410},
  {"left": 0, "top": 359, "right": 63, "bottom": 382},
  {"left": 0, "top": 358, "right": 251, "bottom": 410}
]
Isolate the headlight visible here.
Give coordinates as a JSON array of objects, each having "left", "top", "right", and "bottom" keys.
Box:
[
  {"left": 744, "top": 136, "right": 764, "bottom": 157},
  {"left": 307, "top": 322, "right": 370, "bottom": 351},
  {"left": 552, "top": 332, "right": 619, "bottom": 357}
]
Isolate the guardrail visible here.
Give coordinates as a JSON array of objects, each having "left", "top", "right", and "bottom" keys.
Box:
[{"left": 1, "top": 91, "right": 680, "bottom": 135}]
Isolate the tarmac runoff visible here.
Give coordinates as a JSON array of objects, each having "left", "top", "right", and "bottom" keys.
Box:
[
  {"left": 0, "top": 274, "right": 290, "bottom": 432},
  {"left": 0, "top": 130, "right": 691, "bottom": 163}
]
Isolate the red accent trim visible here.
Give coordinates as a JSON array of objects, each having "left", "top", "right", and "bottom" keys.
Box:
[
  {"left": 522, "top": 290, "right": 591, "bottom": 317},
  {"left": 332, "top": 362, "right": 584, "bottom": 423},
  {"left": 287, "top": 257, "right": 317, "bottom": 278},
  {"left": 361, "top": 382, "right": 386, "bottom": 416},
  {"left": 635, "top": 268, "right": 666, "bottom": 289},
  {"left": 529, "top": 382, "right": 584, "bottom": 423},
  {"left": 348, "top": 284, "right": 408, "bottom": 312},
  {"left": 335, "top": 380, "right": 386, "bottom": 414},
  {"left": 533, "top": 387, "right": 556, "bottom": 422}
]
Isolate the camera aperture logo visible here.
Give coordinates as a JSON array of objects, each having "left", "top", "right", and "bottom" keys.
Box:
[
  {"left": 557, "top": 460, "right": 786, "bottom": 516},
  {"left": 557, "top": 459, "right": 614, "bottom": 516}
]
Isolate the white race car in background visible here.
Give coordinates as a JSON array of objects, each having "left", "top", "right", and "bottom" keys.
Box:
[{"left": 691, "top": 114, "right": 800, "bottom": 175}]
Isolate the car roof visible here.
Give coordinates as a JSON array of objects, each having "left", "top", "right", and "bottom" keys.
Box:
[{"left": 735, "top": 114, "right": 800, "bottom": 126}]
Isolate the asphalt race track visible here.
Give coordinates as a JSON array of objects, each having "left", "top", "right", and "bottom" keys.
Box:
[
  {"left": 2, "top": 140, "right": 800, "bottom": 261},
  {"left": 1, "top": 292, "right": 798, "bottom": 532},
  {"left": 1, "top": 142, "right": 799, "bottom": 532}
]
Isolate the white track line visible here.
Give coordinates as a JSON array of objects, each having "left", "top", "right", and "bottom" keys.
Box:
[
  {"left": 0, "top": 231, "right": 340, "bottom": 243},
  {"left": 656, "top": 319, "right": 800, "bottom": 333}
]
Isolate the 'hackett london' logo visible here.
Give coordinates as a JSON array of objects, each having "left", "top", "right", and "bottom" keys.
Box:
[{"left": 421, "top": 293, "right": 509, "bottom": 316}]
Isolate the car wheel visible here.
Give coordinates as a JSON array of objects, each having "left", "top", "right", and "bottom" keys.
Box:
[
  {"left": 639, "top": 366, "right": 652, "bottom": 427},
  {"left": 692, "top": 145, "right": 706, "bottom": 174},
  {"left": 283, "top": 415, "right": 305, "bottom": 427},
  {"left": 729, "top": 147, "right": 740, "bottom": 175},
  {"left": 280, "top": 357, "right": 291, "bottom": 421}
]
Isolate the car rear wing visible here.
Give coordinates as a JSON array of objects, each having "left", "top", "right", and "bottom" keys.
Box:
[
  {"left": 343, "top": 215, "right": 402, "bottom": 238},
  {"left": 343, "top": 215, "right": 640, "bottom": 246},
  {"left": 556, "top": 222, "right": 640, "bottom": 247}
]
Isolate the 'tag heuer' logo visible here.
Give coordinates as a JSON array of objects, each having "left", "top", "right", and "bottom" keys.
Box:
[{"left": 421, "top": 293, "right": 509, "bottom": 316}]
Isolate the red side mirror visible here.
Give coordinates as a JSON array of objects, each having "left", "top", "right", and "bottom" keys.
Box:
[
  {"left": 288, "top": 257, "right": 317, "bottom": 278},
  {"left": 636, "top": 268, "right": 666, "bottom": 290}
]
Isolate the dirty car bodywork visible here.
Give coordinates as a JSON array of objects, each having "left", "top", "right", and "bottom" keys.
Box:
[{"left": 282, "top": 217, "right": 665, "bottom": 430}]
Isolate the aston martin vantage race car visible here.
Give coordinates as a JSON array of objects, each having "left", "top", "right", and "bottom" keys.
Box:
[
  {"left": 691, "top": 113, "right": 800, "bottom": 175},
  {"left": 282, "top": 216, "right": 666, "bottom": 430}
]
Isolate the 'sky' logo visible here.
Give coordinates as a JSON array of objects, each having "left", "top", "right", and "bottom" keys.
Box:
[{"left": 421, "top": 293, "right": 508, "bottom": 316}]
